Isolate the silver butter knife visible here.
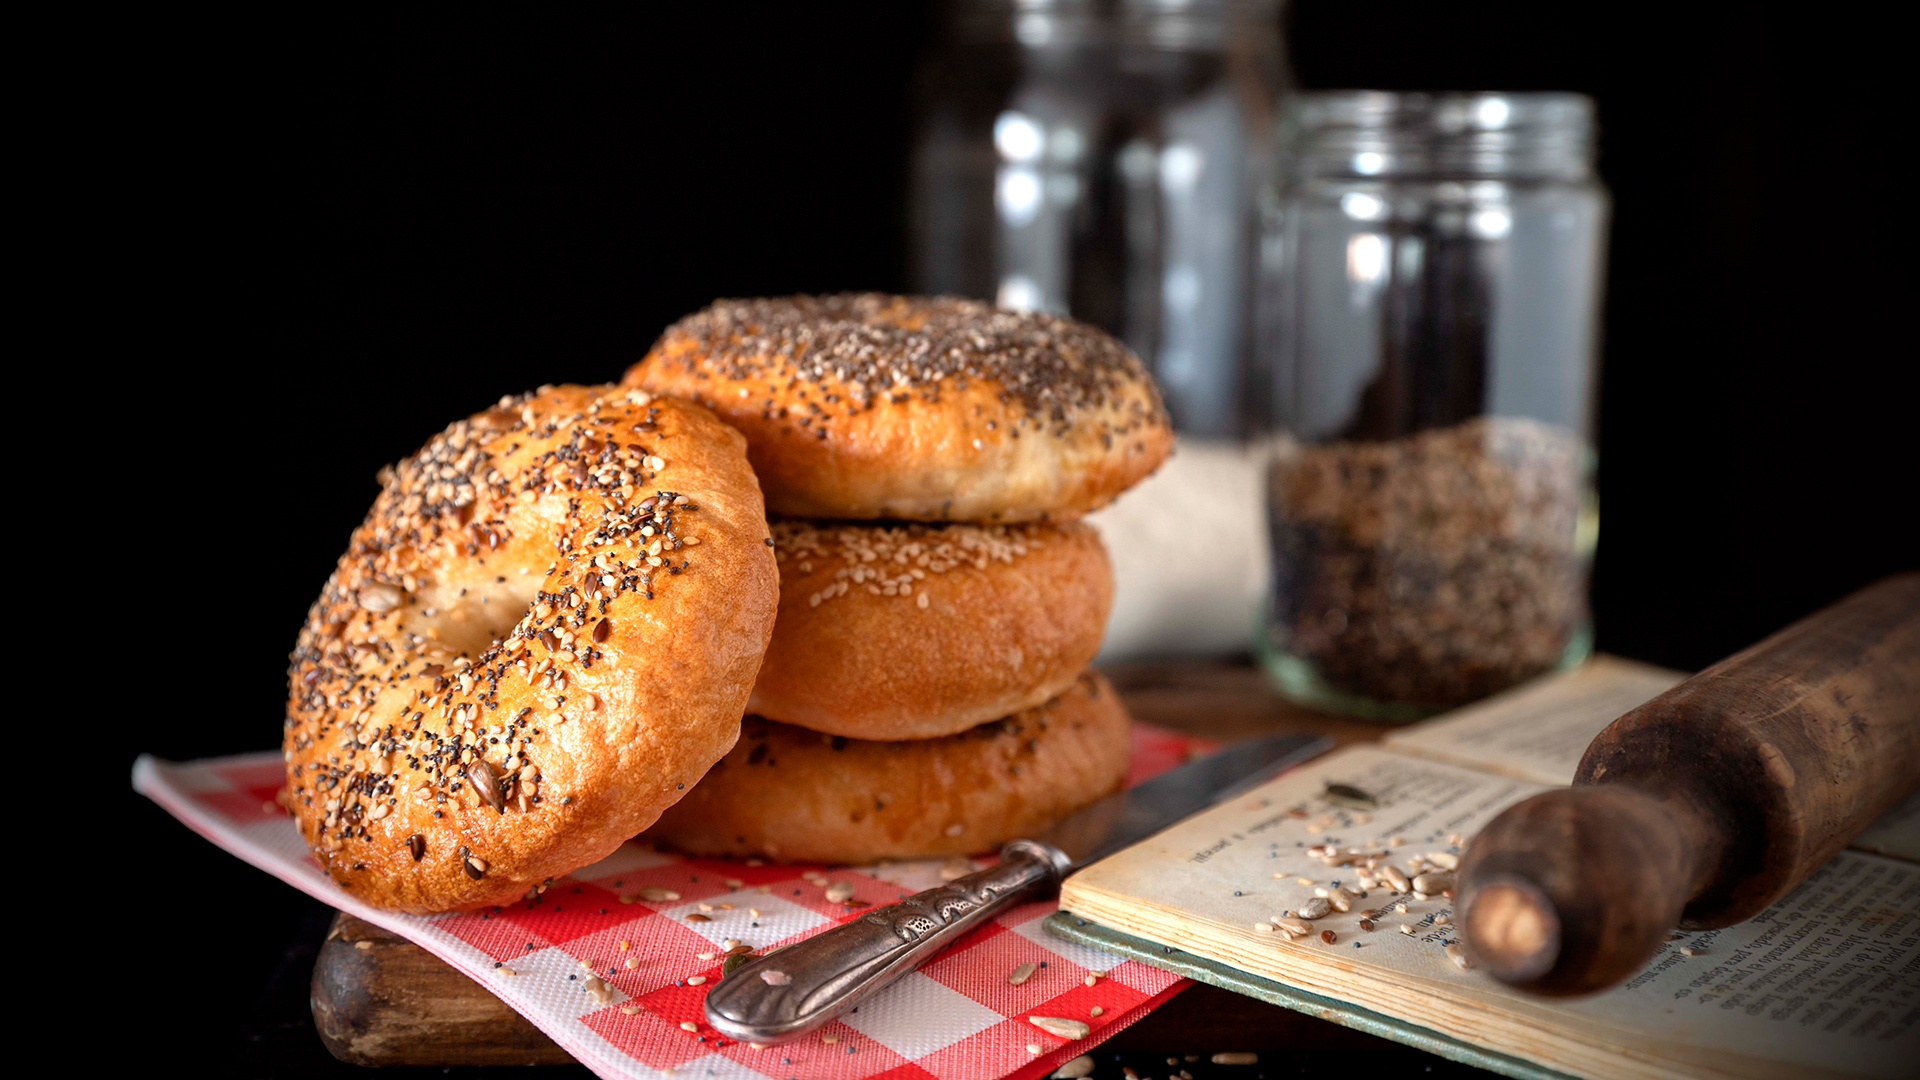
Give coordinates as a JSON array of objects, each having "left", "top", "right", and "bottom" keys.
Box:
[{"left": 703, "top": 732, "right": 1332, "bottom": 1043}]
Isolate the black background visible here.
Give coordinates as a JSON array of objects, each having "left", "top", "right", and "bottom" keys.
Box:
[{"left": 112, "top": 4, "right": 1910, "bottom": 1073}]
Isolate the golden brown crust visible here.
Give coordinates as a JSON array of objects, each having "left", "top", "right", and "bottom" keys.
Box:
[
  {"left": 623, "top": 294, "right": 1173, "bottom": 522},
  {"left": 647, "top": 671, "right": 1133, "bottom": 863},
  {"left": 282, "top": 385, "right": 778, "bottom": 913},
  {"left": 749, "top": 518, "right": 1112, "bottom": 739}
]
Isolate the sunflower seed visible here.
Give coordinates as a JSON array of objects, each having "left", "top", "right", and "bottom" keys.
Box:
[
  {"left": 1008, "top": 961, "right": 1039, "bottom": 985},
  {"left": 468, "top": 761, "right": 504, "bottom": 812},
  {"left": 1298, "top": 897, "right": 1331, "bottom": 919},
  {"left": 1029, "top": 1016, "right": 1092, "bottom": 1040}
]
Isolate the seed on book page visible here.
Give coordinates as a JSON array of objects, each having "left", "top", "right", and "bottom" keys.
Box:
[
  {"left": 1400, "top": 924, "right": 1416, "bottom": 935},
  {"left": 1324, "top": 782, "right": 1376, "bottom": 810},
  {"left": 680, "top": 1022, "right": 699, "bottom": 1032},
  {"left": 1381, "top": 865, "right": 1410, "bottom": 892},
  {"left": 1433, "top": 914, "right": 1450, "bottom": 927},
  {"left": 1030, "top": 1016, "right": 1093, "bottom": 1040},
  {"left": 1254, "top": 922, "right": 1276, "bottom": 933},
  {"left": 1009, "top": 961, "right": 1038, "bottom": 985},
  {"left": 1320, "top": 930, "right": 1338, "bottom": 944},
  {"left": 1053, "top": 1054, "right": 1097, "bottom": 1078},
  {"left": 1298, "top": 897, "right": 1331, "bottom": 919},
  {"left": 1212, "top": 1053, "right": 1259, "bottom": 1065},
  {"left": 1359, "top": 918, "right": 1375, "bottom": 931},
  {"left": 1427, "top": 852, "right": 1459, "bottom": 870},
  {"left": 760, "top": 970, "right": 791, "bottom": 986},
  {"left": 1412, "top": 873, "right": 1454, "bottom": 894},
  {"left": 1315, "top": 887, "right": 1352, "bottom": 913},
  {"left": 1395, "top": 903, "right": 1409, "bottom": 913},
  {"left": 1275, "top": 917, "right": 1312, "bottom": 936},
  {"left": 1446, "top": 943, "right": 1474, "bottom": 970},
  {"left": 1679, "top": 947, "right": 1700, "bottom": 957},
  {"left": 825, "top": 881, "right": 856, "bottom": 903}
]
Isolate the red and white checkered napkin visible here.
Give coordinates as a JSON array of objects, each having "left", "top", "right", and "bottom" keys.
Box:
[{"left": 134, "top": 725, "right": 1208, "bottom": 1080}]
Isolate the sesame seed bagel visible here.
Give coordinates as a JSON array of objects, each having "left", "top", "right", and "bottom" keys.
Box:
[
  {"left": 646, "top": 671, "right": 1132, "bottom": 863},
  {"left": 283, "top": 385, "right": 778, "bottom": 913},
  {"left": 622, "top": 294, "right": 1173, "bottom": 522},
  {"left": 750, "top": 518, "right": 1113, "bottom": 740}
]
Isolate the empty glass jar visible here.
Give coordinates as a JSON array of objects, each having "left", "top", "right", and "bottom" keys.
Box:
[
  {"left": 908, "top": 0, "right": 1289, "bottom": 439},
  {"left": 1256, "top": 92, "right": 1607, "bottom": 719}
]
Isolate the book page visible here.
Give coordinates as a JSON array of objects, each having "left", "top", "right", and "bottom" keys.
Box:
[
  {"left": 1851, "top": 790, "right": 1920, "bottom": 863},
  {"left": 1062, "top": 745, "right": 1918, "bottom": 1080},
  {"left": 1383, "top": 656, "right": 1686, "bottom": 786}
]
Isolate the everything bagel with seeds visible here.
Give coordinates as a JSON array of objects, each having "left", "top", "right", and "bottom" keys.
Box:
[
  {"left": 645, "top": 671, "right": 1133, "bottom": 863},
  {"left": 622, "top": 293, "right": 1174, "bottom": 523},
  {"left": 282, "top": 385, "right": 778, "bottom": 913},
  {"left": 749, "top": 517, "right": 1113, "bottom": 740}
]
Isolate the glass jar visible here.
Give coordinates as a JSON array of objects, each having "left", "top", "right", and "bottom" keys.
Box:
[
  {"left": 908, "top": 0, "right": 1289, "bottom": 439},
  {"left": 1256, "top": 92, "right": 1607, "bottom": 719}
]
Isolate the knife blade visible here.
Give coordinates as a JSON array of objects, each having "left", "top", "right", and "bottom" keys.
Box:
[{"left": 703, "top": 732, "right": 1331, "bottom": 1044}]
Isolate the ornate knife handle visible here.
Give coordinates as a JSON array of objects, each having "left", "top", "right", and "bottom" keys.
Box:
[{"left": 703, "top": 840, "right": 1071, "bottom": 1044}]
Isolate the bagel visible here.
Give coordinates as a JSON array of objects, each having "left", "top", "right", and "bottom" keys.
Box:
[
  {"left": 749, "top": 518, "right": 1112, "bottom": 739},
  {"left": 646, "top": 671, "right": 1133, "bottom": 863},
  {"left": 282, "top": 385, "right": 778, "bottom": 913},
  {"left": 623, "top": 294, "right": 1173, "bottom": 522}
]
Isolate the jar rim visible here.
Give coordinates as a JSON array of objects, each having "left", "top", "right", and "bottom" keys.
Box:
[{"left": 1285, "top": 91, "right": 1596, "bottom": 180}]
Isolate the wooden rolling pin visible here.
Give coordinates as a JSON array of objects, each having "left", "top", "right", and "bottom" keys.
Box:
[{"left": 1457, "top": 573, "right": 1920, "bottom": 996}]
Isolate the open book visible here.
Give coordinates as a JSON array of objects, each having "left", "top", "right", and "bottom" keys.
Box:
[{"left": 1059, "top": 657, "right": 1919, "bottom": 1080}]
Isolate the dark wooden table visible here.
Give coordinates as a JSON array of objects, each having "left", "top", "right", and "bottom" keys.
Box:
[{"left": 307, "top": 659, "right": 1491, "bottom": 1074}]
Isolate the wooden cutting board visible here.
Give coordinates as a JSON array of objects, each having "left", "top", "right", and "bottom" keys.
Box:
[{"left": 309, "top": 660, "right": 1394, "bottom": 1067}]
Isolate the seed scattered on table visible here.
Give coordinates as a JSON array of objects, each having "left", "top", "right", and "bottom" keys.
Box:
[
  {"left": 1027, "top": 1044, "right": 1043, "bottom": 1055},
  {"left": 1089, "top": 1006, "right": 1105, "bottom": 1017},
  {"left": 825, "top": 881, "right": 856, "bottom": 903},
  {"left": 620, "top": 1005, "right": 641, "bottom": 1015},
  {"left": 687, "top": 975, "right": 708, "bottom": 985},
  {"left": 679, "top": 1021, "right": 699, "bottom": 1032},
  {"left": 641, "top": 887, "right": 681, "bottom": 902},
  {"left": 1029, "top": 1016, "right": 1092, "bottom": 1040}
]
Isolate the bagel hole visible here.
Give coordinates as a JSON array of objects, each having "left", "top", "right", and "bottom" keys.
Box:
[{"left": 399, "top": 568, "right": 543, "bottom": 660}]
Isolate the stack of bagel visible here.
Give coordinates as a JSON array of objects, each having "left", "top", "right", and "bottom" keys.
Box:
[
  {"left": 627, "top": 295, "right": 1172, "bottom": 864},
  {"left": 281, "top": 293, "right": 1171, "bottom": 913}
]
